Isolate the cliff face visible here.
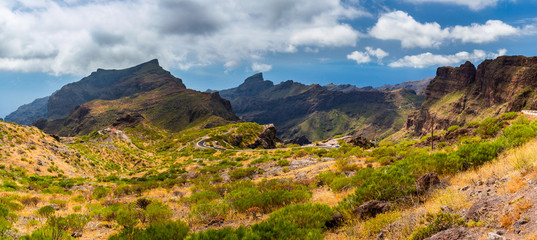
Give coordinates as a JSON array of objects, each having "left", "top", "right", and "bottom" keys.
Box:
[{"left": 406, "top": 56, "right": 537, "bottom": 135}]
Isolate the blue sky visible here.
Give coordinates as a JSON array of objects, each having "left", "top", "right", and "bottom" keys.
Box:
[{"left": 1, "top": 0, "right": 537, "bottom": 118}]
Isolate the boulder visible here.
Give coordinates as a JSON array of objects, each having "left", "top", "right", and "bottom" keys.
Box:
[
  {"left": 415, "top": 172, "right": 440, "bottom": 194},
  {"left": 465, "top": 196, "right": 501, "bottom": 222},
  {"left": 345, "top": 135, "right": 375, "bottom": 149},
  {"left": 425, "top": 227, "right": 474, "bottom": 240},
  {"left": 325, "top": 212, "right": 344, "bottom": 229},
  {"left": 247, "top": 124, "right": 280, "bottom": 149},
  {"left": 353, "top": 200, "right": 391, "bottom": 219}
]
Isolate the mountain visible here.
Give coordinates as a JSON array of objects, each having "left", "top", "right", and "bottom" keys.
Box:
[
  {"left": 12, "top": 60, "right": 238, "bottom": 136},
  {"left": 406, "top": 55, "right": 537, "bottom": 135},
  {"left": 322, "top": 83, "right": 375, "bottom": 93},
  {"left": 219, "top": 73, "right": 424, "bottom": 141},
  {"left": 5, "top": 96, "right": 49, "bottom": 125},
  {"left": 376, "top": 77, "right": 433, "bottom": 96},
  {"left": 47, "top": 59, "right": 186, "bottom": 120}
]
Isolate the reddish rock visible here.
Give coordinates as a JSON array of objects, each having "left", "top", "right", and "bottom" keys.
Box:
[
  {"left": 406, "top": 56, "right": 537, "bottom": 136},
  {"left": 415, "top": 172, "right": 441, "bottom": 194},
  {"left": 353, "top": 200, "right": 391, "bottom": 219},
  {"left": 425, "top": 227, "right": 474, "bottom": 240}
]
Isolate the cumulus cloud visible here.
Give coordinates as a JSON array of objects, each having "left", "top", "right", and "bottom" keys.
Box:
[
  {"left": 0, "top": 0, "right": 368, "bottom": 75},
  {"left": 450, "top": 20, "right": 519, "bottom": 43},
  {"left": 347, "top": 51, "right": 371, "bottom": 64},
  {"left": 370, "top": 11, "right": 449, "bottom": 48},
  {"left": 347, "top": 46, "right": 388, "bottom": 64},
  {"left": 404, "top": 0, "right": 502, "bottom": 11},
  {"left": 370, "top": 11, "right": 524, "bottom": 48},
  {"left": 389, "top": 49, "right": 507, "bottom": 68},
  {"left": 251, "top": 62, "right": 272, "bottom": 72}
]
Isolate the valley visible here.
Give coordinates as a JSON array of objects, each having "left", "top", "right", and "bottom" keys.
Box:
[{"left": 2, "top": 56, "right": 537, "bottom": 240}]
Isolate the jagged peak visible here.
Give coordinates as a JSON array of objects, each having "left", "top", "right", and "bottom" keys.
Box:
[{"left": 244, "top": 72, "right": 264, "bottom": 83}]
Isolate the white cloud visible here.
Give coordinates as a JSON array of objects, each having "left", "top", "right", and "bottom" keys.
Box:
[
  {"left": 252, "top": 62, "right": 272, "bottom": 72},
  {"left": 450, "top": 20, "right": 519, "bottom": 43},
  {"left": 347, "top": 51, "right": 371, "bottom": 63},
  {"left": 347, "top": 46, "right": 389, "bottom": 64},
  {"left": 370, "top": 11, "right": 525, "bottom": 48},
  {"left": 404, "top": 0, "right": 502, "bottom": 11},
  {"left": 370, "top": 11, "right": 449, "bottom": 48},
  {"left": 365, "top": 47, "right": 389, "bottom": 61},
  {"left": 389, "top": 49, "right": 507, "bottom": 68},
  {"left": 290, "top": 24, "right": 360, "bottom": 47},
  {"left": 0, "top": 0, "right": 369, "bottom": 75}
]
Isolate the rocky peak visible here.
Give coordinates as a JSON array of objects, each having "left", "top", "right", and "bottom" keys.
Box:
[
  {"left": 424, "top": 61, "right": 476, "bottom": 104},
  {"left": 232, "top": 73, "right": 274, "bottom": 97},
  {"left": 407, "top": 55, "right": 537, "bottom": 135},
  {"left": 47, "top": 59, "right": 185, "bottom": 120}
]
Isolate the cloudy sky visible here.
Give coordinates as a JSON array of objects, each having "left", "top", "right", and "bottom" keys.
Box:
[{"left": 1, "top": 0, "right": 537, "bottom": 117}]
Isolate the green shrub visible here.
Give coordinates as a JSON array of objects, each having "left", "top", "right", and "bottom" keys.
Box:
[
  {"left": 190, "top": 201, "right": 230, "bottom": 223},
  {"left": 36, "top": 206, "right": 55, "bottom": 218},
  {"left": 116, "top": 208, "right": 139, "bottom": 229},
  {"left": 145, "top": 202, "right": 172, "bottom": 224},
  {"left": 229, "top": 167, "right": 258, "bottom": 180},
  {"left": 251, "top": 203, "right": 333, "bottom": 240},
  {"left": 109, "top": 220, "right": 190, "bottom": 240},
  {"left": 187, "top": 226, "right": 256, "bottom": 240},
  {"left": 186, "top": 190, "right": 220, "bottom": 204},
  {"left": 329, "top": 176, "right": 351, "bottom": 192},
  {"left": 92, "top": 186, "right": 110, "bottom": 200},
  {"left": 409, "top": 212, "right": 466, "bottom": 240},
  {"left": 277, "top": 159, "right": 290, "bottom": 167},
  {"left": 447, "top": 125, "right": 460, "bottom": 132}
]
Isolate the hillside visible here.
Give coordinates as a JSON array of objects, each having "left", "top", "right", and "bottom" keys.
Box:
[
  {"left": 406, "top": 56, "right": 537, "bottom": 135},
  {"left": 0, "top": 120, "right": 92, "bottom": 177},
  {"left": 219, "top": 73, "right": 424, "bottom": 141}
]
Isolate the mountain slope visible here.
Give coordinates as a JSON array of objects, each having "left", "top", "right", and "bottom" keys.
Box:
[
  {"left": 47, "top": 59, "right": 186, "bottom": 120},
  {"left": 4, "top": 96, "right": 49, "bottom": 125},
  {"left": 406, "top": 55, "right": 537, "bottom": 135},
  {"left": 0, "top": 120, "right": 92, "bottom": 177},
  {"left": 219, "top": 73, "right": 424, "bottom": 141},
  {"left": 29, "top": 61, "right": 239, "bottom": 136}
]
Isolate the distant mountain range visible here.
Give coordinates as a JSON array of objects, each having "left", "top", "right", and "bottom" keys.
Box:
[
  {"left": 218, "top": 73, "right": 425, "bottom": 141},
  {"left": 7, "top": 60, "right": 238, "bottom": 136}
]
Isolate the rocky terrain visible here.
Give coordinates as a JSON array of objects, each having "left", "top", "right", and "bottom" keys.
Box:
[{"left": 407, "top": 56, "right": 537, "bottom": 135}]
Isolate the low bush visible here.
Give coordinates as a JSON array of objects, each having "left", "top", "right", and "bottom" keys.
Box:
[
  {"left": 408, "top": 212, "right": 466, "bottom": 240},
  {"left": 229, "top": 167, "right": 258, "bottom": 180}
]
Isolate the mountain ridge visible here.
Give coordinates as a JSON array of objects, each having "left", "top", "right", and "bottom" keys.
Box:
[{"left": 406, "top": 55, "right": 537, "bottom": 135}]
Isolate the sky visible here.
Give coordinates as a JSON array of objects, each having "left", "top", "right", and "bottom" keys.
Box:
[{"left": 1, "top": 0, "right": 537, "bottom": 118}]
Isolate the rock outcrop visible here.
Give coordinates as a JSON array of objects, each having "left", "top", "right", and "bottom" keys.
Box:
[
  {"left": 407, "top": 56, "right": 537, "bottom": 135},
  {"left": 353, "top": 200, "right": 392, "bottom": 219},
  {"left": 247, "top": 124, "right": 280, "bottom": 149}
]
